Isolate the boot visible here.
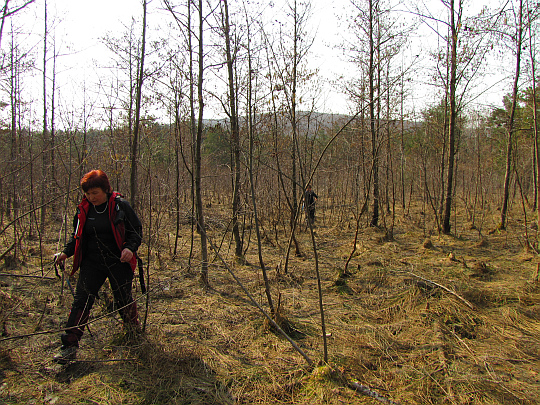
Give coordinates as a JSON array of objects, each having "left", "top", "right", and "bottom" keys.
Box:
[
  {"left": 121, "top": 302, "right": 140, "bottom": 326},
  {"left": 121, "top": 302, "right": 142, "bottom": 338},
  {"left": 53, "top": 345, "right": 77, "bottom": 364},
  {"left": 53, "top": 308, "right": 90, "bottom": 363}
]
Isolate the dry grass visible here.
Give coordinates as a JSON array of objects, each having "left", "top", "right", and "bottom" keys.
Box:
[{"left": 1, "top": 203, "right": 540, "bottom": 404}]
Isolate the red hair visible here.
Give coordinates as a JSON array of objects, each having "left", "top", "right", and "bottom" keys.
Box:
[{"left": 80, "top": 170, "right": 112, "bottom": 193}]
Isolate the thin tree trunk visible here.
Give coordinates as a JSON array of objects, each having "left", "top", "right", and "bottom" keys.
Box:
[
  {"left": 50, "top": 40, "right": 57, "bottom": 189},
  {"left": 9, "top": 29, "right": 17, "bottom": 257},
  {"left": 0, "top": 0, "right": 10, "bottom": 49},
  {"left": 185, "top": 0, "right": 196, "bottom": 269},
  {"left": 533, "top": 76, "right": 540, "bottom": 231},
  {"left": 195, "top": 0, "right": 209, "bottom": 287},
  {"left": 501, "top": 0, "right": 523, "bottom": 230},
  {"left": 369, "top": 0, "right": 380, "bottom": 227},
  {"left": 442, "top": 0, "right": 459, "bottom": 234},
  {"left": 246, "top": 38, "right": 274, "bottom": 314},
  {"left": 40, "top": 0, "right": 48, "bottom": 235},
  {"left": 290, "top": 0, "right": 300, "bottom": 256},
  {"left": 173, "top": 95, "right": 182, "bottom": 258},
  {"left": 130, "top": 0, "right": 147, "bottom": 209},
  {"left": 9, "top": 31, "right": 16, "bottom": 219},
  {"left": 400, "top": 73, "right": 405, "bottom": 210},
  {"left": 526, "top": 2, "right": 540, "bottom": 230},
  {"left": 222, "top": 0, "right": 242, "bottom": 259}
]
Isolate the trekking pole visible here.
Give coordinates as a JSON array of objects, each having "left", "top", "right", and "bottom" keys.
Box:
[{"left": 53, "top": 254, "right": 74, "bottom": 297}]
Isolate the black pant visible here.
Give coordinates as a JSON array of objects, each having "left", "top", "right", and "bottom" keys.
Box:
[
  {"left": 307, "top": 207, "right": 315, "bottom": 222},
  {"left": 73, "top": 260, "right": 134, "bottom": 311},
  {"left": 62, "top": 260, "right": 138, "bottom": 347}
]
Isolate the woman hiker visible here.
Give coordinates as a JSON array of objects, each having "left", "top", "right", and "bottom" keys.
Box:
[{"left": 53, "top": 169, "right": 143, "bottom": 364}]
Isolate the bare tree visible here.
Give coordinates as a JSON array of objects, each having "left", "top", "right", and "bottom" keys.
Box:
[
  {"left": 0, "top": 0, "right": 35, "bottom": 48},
  {"left": 220, "top": 0, "right": 243, "bottom": 259},
  {"left": 368, "top": 0, "right": 380, "bottom": 227},
  {"left": 163, "top": 0, "right": 207, "bottom": 278},
  {"left": 193, "top": 0, "right": 209, "bottom": 287},
  {"left": 242, "top": 5, "right": 275, "bottom": 315},
  {"left": 266, "top": 0, "right": 314, "bottom": 267},
  {"left": 347, "top": 0, "right": 406, "bottom": 228},
  {"left": 527, "top": 1, "right": 540, "bottom": 228},
  {"left": 500, "top": 0, "right": 524, "bottom": 230},
  {"left": 39, "top": 0, "right": 48, "bottom": 235},
  {"left": 441, "top": 0, "right": 460, "bottom": 234},
  {"left": 130, "top": 0, "right": 148, "bottom": 209},
  {"left": 413, "top": 0, "right": 498, "bottom": 234}
]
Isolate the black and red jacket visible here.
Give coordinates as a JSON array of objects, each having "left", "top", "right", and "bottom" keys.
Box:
[{"left": 63, "top": 192, "right": 142, "bottom": 275}]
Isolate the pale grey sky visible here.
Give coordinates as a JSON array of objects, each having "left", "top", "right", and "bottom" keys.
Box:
[{"left": 6, "top": 0, "right": 516, "bottom": 126}]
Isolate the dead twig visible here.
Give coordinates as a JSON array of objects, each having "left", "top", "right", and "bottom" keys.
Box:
[
  {"left": 406, "top": 270, "right": 475, "bottom": 310},
  {"left": 348, "top": 379, "right": 401, "bottom": 405},
  {"left": 0, "top": 273, "right": 56, "bottom": 280},
  {"left": 0, "top": 242, "right": 16, "bottom": 261},
  {"left": 59, "top": 358, "right": 139, "bottom": 364}
]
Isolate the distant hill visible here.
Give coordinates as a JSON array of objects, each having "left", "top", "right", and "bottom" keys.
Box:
[{"left": 204, "top": 111, "right": 419, "bottom": 136}]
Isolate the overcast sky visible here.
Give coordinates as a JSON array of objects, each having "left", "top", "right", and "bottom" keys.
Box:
[{"left": 7, "top": 0, "right": 515, "bottom": 126}]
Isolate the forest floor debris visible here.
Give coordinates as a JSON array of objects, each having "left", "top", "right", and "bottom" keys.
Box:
[{"left": 1, "top": 204, "right": 540, "bottom": 404}]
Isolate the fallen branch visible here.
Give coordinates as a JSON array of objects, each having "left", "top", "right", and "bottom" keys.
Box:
[
  {"left": 348, "top": 379, "right": 401, "bottom": 405},
  {"left": 0, "top": 242, "right": 16, "bottom": 261},
  {"left": 65, "top": 358, "right": 139, "bottom": 364},
  {"left": 407, "top": 271, "right": 475, "bottom": 310},
  {"left": 0, "top": 273, "right": 56, "bottom": 280}
]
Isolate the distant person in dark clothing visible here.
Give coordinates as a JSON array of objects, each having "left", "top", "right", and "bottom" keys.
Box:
[
  {"left": 305, "top": 184, "right": 318, "bottom": 224},
  {"left": 53, "top": 170, "right": 142, "bottom": 364}
]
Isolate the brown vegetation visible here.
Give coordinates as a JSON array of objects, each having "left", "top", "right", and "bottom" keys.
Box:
[
  {"left": 1, "top": 1, "right": 539, "bottom": 403},
  {"left": 1, "top": 202, "right": 540, "bottom": 405}
]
